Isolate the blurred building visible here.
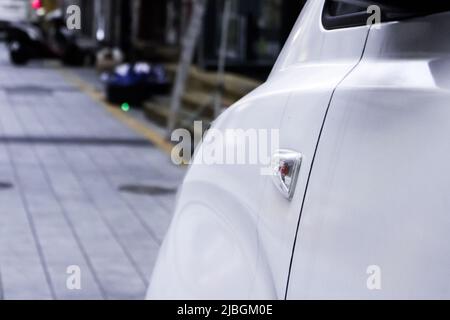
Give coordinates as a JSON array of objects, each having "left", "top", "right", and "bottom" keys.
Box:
[
  {"left": 58, "top": 0, "right": 305, "bottom": 79},
  {"left": 59, "top": 0, "right": 129, "bottom": 48},
  {"left": 134, "top": 0, "right": 306, "bottom": 79},
  {"left": 200, "top": 0, "right": 306, "bottom": 78}
]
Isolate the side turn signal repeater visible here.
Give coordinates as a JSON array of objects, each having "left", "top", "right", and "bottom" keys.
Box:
[{"left": 271, "top": 149, "right": 302, "bottom": 200}]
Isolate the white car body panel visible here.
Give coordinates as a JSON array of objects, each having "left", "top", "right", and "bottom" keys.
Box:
[
  {"left": 288, "top": 11, "right": 450, "bottom": 299},
  {"left": 0, "top": 0, "right": 28, "bottom": 22},
  {"left": 149, "top": 0, "right": 450, "bottom": 300}
]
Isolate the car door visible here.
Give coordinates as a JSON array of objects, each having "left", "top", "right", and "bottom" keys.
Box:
[
  {"left": 255, "top": 0, "right": 370, "bottom": 299},
  {"left": 287, "top": 8, "right": 450, "bottom": 299}
]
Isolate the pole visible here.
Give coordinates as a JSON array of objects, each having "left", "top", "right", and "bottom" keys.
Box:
[
  {"left": 167, "top": 0, "right": 207, "bottom": 138},
  {"left": 213, "top": 0, "right": 231, "bottom": 119}
]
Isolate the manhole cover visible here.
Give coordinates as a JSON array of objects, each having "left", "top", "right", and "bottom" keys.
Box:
[
  {"left": 0, "top": 182, "right": 13, "bottom": 190},
  {"left": 119, "top": 185, "right": 176, "bottom": 196}
]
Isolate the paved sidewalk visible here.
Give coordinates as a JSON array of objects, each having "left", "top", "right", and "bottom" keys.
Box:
[{"left": 0, "top": 47, "right": 184, "bottom": 299}]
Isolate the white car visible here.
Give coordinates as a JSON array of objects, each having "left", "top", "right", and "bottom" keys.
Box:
[
  {"left": 149, "top": 0, "right": 450, "bottom": 300},
  {"left": 0, "top": 0, "right": 28, "bottom": 23}
]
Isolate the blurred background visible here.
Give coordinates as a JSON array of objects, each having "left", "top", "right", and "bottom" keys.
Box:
[{"left": 0, "top": 0, "right": 305, "bottom": 300}]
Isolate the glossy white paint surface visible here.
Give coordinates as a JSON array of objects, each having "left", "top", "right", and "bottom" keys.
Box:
[
  {"left": 255, "top": 7, "right": 369, "bottom": 297},
  {"left": 149, "top": 1, "right": 450, "bottom": 300},
  {"left": 288, "top": 11, "right": 450, "bottom": 299}
]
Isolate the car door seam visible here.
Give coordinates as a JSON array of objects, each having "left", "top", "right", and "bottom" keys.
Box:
[{"left": 284, "top": 26, "right": 372, "bottom": 300}]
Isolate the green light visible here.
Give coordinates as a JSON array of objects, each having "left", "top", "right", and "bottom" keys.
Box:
[{"left": 121, "top": 103, "right": 130, "bottom": 112}]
